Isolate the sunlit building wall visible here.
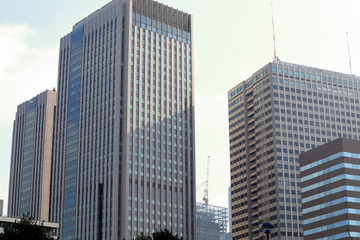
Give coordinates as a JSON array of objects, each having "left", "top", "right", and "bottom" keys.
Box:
[
  {"left": 8, "top": 90, "right": 56, "bottom": 221},
  {"left": 228, "top": 60, "right": 360, "bottom": 239}
]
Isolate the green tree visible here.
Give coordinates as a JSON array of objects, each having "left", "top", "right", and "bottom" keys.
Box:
[
  {"left": 152, "top": 229, "right": 182, "bottom": 240},
  {"left": 135, "top": 233, "right": 152, "bottom": 240},
  {"left": 0, "top": 213, "right": 56, "bottom": 240},
  {"left": 135, "top": 229, "right": 182, "bottom": 240}
]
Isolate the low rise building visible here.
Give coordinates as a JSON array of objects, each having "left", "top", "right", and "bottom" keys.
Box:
[
  {"left": 300, "top": 138, "right": 360, "bottom": 239},
  {"left": 0, "top": 216, "right": 59, "bottom": 238}
]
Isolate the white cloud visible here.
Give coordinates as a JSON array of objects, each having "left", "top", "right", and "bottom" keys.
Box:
[
  {"left": 0, "top": 23, "right": 59, "bottom": 125},
  {"left": 0, "top": 23, "right": 59, "bottom": 214}
]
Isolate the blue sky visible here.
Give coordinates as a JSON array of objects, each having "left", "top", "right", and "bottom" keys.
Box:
[
  {"left": 1, "top": 0, "right": 360, "bottom": 215},
  {"left": 0, "top": 0, "right": 109, "bottom": 46}
]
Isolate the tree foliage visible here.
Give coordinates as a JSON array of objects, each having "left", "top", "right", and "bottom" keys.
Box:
[
  {"left": 134, "top": 233, "right": 152, "bottom": 240},
  {"left": 135, "top": 229, "right": 182, "bottom": 240},
  {"left": 0, "top": 213, "right": 56, "bottom": 240},
  {"left": 152, "top": 229, "right": 182, "bottom": 240}
]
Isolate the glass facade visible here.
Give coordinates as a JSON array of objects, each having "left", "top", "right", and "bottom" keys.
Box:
[
  {"left": 62, "top": 25, "right": 84, "bottom": 240},
  {"left": 20, "top": 98, "right": 36, "bottom": 215},
  {"left": 52, "top": 13, "right": 119, "bottom": 239}
]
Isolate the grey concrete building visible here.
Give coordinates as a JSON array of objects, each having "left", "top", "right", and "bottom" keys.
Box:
[
  {"left": 0, "top": 200, "right": 3, "bottom": 216},
  {"left": 50, "top": 0, "right": 195, "bottom": 239},
  {"left": 228, "top": 60, "right": 360, "bottom": 239},
  {"left": 300, "top": 138, "right": 360, "bottom": 240},
  {"left": 8, "top": 90, "right": 56, "bottom": 221}
]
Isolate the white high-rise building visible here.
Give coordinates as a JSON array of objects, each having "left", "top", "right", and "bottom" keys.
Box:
[{"left": 50, "top": 0, "right": 195, "bottom": 239}]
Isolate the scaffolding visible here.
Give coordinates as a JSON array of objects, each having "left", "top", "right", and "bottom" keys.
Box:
[{"left": 196, "top": 202, "right": 229, "bottom": 240}]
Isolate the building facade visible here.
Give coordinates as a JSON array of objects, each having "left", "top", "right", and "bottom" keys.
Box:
[
  {"left": 228, "top": 60, "right": 360, "bottom": 239},
  {"left": 8, "top": 90, "right": 56, "bottom": 221},
  {"left": 300, "top": 138, "right": 360, "bottom": 240},
  {"left": 50, "top": 0, "right": 195, "bottom": 239}
]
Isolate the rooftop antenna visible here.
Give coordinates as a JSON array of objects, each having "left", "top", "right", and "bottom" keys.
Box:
[
  {"left": 271, "top": 3, "right": 277, "bottom": 60},
  {"left": 346, "top": 32, "right": 353, "bottom": 75}
]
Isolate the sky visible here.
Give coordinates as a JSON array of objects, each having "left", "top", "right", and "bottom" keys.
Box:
[{"left": 1, "top": 0, "right": 360, "bottom": 215}]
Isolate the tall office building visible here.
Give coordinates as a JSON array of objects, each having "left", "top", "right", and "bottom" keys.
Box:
[
  {"left": 228, "top": 60, "right": 360, "bottom": 239},
  {"left": 8, "top": 90, "right": 56, "bottom": 221},
  {"left": 300, "top": 138, "right": 360, "bottom": 240},
  {"left": 50, "top": 0, "right": 194, "bottom": 239}
]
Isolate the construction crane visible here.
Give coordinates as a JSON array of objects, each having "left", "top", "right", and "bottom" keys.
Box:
[{"left": 196, "top": 156, "right": 210, "bottom": 205}]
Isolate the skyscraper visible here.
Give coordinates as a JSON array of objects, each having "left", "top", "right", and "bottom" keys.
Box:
[
  {"left": 228, "top": 60, "right": 360, "bottom": 239},
  {"left": 8, "top": 90, "right": 56, "bottom": 221},
  {"left": 300, "top": 138, "right": 360, "bottom": 240},
  {"left": 50, "top": 0, "right": 195, "bottom": 239}
]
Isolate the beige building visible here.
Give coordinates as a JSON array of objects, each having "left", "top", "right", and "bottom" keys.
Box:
[
  {"left": 228, "top": 60, "right": 360, "bottom": 239},
  {"left": 8, "top": 90, "right": 56, "bottom": 221}
]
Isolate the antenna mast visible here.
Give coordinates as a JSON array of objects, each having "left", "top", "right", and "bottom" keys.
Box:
[
  {"left": 346, "top": 32, "right": 353, "bottom": 75},
  {"left": 271, "top": 3, "right": 277, "bottom": 60}
]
